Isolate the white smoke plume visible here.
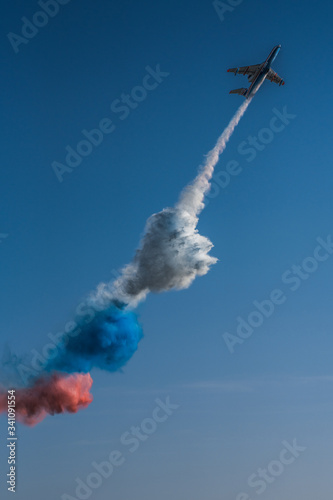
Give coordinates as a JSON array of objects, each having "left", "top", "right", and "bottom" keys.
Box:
[
  {"left": 177, "top": 98, "right": 252, "bottom": 217},
  {"left": 95, "top": 99, "right": 252, "bottom": 307}
]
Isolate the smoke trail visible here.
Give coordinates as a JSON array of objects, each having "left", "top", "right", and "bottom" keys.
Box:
[
  {"left": 0, "top": 373, "right": 93, "bottom": 426},
  {"left": 111, "top": 99, "right": 252, "bottom": 304},
  {"left": 1, "top": 99, "right": 251, "bottom": 425},
  {"left": 177, "top": 98, "right": 252, "bottom": 217}
]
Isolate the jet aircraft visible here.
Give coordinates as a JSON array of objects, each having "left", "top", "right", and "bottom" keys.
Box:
[{"left": 227, "top": 45, "right": 285, "bottom": 99}]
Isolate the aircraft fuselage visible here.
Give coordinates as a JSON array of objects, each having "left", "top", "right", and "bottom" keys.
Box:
[{"left": 245, "top": 45, "right": 281, "bottom": 99}]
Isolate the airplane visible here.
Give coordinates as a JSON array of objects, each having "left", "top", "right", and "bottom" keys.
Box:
[{"left": 227, "top": 45, "right": 285, "bottom": 99}]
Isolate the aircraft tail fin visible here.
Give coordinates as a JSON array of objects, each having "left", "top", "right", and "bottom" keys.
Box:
[{"left": 229, "top": 88, "right": 248, "bottom": 97}]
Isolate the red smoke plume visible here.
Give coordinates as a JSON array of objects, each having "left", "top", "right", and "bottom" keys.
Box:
[{"left": 0, "top": 373, "right": 93, "bottom": 426}]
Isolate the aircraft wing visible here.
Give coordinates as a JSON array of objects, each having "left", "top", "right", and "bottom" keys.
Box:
[
  {"left": 266, "top": 68, "right": 285, "bottom": 86},
  {"left": 227, "top": 64, "right": 260, "bottom": 76},
  {"left": 229, "top": 87, "right": 248, "bottom": 96}
]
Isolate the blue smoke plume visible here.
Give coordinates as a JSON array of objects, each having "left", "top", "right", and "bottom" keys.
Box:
[{"left": 46, "top": 301, "right": 143, "bottom": 374}]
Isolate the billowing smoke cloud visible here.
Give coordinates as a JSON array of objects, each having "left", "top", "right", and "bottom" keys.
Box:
[
  {"left": 0, "top": 373, "right": 93, "bottom": 426},
  {"left": 0, "top": 100, "right": 251, "bottom": 424},
  {"left": 46, "top": 301, "right": 142, "bottom": 374},
  {"left": 112, "top": 208, "right": 217, "bottom": 303}
]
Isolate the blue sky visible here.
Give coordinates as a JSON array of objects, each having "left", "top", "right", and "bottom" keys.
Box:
[{"left": 1, "top": 0, "right": 333, "bottom": 498}]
